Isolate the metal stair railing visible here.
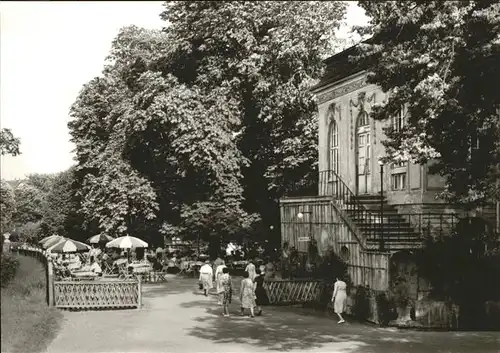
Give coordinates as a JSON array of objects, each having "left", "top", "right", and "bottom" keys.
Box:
[
  {"left": 318, "top": 170, "right": 460, "bottom": 243},
  {"left": 318, "top": 169, "right": 382, "bottom": 240}
]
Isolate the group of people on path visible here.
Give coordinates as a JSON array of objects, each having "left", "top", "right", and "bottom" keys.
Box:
[{"left": 198, "top": 258, "right": 269, "bottom": 318}]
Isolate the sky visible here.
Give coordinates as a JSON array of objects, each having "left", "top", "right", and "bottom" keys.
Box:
[{"left": 0, "top": 1, "right": 369, "bottom": 181}]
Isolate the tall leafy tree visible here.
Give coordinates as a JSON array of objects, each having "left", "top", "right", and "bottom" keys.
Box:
[
  {"left": 68, "top": 2, "right": 347, "bottom": 247},
  {"left": 43, "top": 168, "right": 78, "bottom": 237},
  {"left": 354, "top": 1, "right": 500, "bottom": 206},
  {"left": 0, "top": 128, "right": 21, "bottom": 156},
  {"left": 0, "top": 180, "right": 16, "bottom": 234},
  {"left": 161, "top": 1, "right": 346, "bottom": 236},
  {"left": 12, "top": 182, "right": 45, "bottom": 225}
]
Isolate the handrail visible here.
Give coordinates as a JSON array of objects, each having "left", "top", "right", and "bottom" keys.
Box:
[
  {"left": 285, "top": 169, "right": 461, "bottom": 246},
  {"left": 318, "top": 170, "right": 461, "bottom": 242},
  {"left": 319, "top": 169, "right": 380, "bottom": 245}
]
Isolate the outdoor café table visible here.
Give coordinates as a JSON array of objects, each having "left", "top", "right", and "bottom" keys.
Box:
[
  {"left": 71, "top": 271, "right": 98, "bottom": 281},
  {"left": 232, "top": 260, "right": 248, "bottom": 270},
  {"left": 113, "top": 258, "right": 128, "bottom": 267},
  {"left": 130, "top": 266, "right": 152, "bottom": 274}
]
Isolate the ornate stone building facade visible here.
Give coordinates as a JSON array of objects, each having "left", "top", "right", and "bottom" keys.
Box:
[
  {"left": 314, "top": 69, "right": 449, "bottom": 208},
  {"left": 279, "top": 45, "right": 497, "bottom": 294}
]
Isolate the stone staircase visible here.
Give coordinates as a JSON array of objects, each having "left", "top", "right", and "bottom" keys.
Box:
[
  {"left": 345, "top": 195, "right": 423, "bottom": 252},
  {"left": 321, "top": 169, "right": 459, "bottom": 253}
]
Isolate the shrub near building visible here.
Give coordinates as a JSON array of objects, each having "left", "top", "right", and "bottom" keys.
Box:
[{"left": 0, "top": 253, "right": 19, "bottom": 287}]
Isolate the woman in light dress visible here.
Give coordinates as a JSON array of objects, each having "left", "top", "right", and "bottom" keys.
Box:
[
  {"left": 215, "top": 260, "right": 227, "bottom": 305},
  {"left": 199, "top": 260, "right": 213, "bottom": 296},
  {"left": 245, "top": 259, "right": 256, "bottom": 281},
  {"left": 331, "top": 277, "right": 347, "bottom": 324},
  {"left": 240, "top": 271, "right": 256, "bottom": 318}
]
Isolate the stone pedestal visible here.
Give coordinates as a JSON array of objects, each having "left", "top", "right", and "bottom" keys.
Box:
[{"left": 2, "top": 233, "right": 11, "bottom": 253}]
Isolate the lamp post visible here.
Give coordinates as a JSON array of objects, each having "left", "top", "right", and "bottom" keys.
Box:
[
  {"left": 267, "top": 225, "right": 274, "bottom": 251},
  {"left": 378, "top": 160, "right": 385, "bottom": 252}
]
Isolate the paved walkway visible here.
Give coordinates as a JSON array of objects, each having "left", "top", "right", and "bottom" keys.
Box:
[{"left": 46, "top": 276, "right": 499, "bottom": 353}]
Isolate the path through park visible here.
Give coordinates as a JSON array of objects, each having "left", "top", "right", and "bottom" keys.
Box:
[{"left": 45, "top": 276, "right": 499, "bottom": 353}]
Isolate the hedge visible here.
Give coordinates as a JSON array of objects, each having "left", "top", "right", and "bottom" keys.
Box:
[{"left": 1, "top": 253, "right": 20, "bottom": 287}]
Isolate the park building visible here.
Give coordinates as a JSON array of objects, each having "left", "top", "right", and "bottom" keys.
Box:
[{"left": 279, "top": 44, "right": 499, "bottom": 298}]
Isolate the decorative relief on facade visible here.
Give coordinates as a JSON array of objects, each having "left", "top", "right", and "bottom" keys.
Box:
[
  {"left": 367, "top": 93, "right": 376, "bottom": 144},
  {"left": 349, "top": 91, "right": 376, "bottom": 150},
  {"left": 349, "top": 104, "right": 355, "bottom": 150},
  {"left": 317, "top": 76, "right": 368, "bottom": 105},
  {"left": 326, "top": 102, "right": 342, "bottom": 122}
]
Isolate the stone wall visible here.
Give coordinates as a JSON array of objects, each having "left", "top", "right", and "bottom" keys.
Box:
[{"left": 414, "top": 300, "right": 460, "bottom": 329}]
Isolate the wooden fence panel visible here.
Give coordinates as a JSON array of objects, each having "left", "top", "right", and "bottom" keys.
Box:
[
  {"left": 264, "top": 279, "right": 322, "bottom": 305},
  {"left": 53, "top": 280, "right": 141, "bottom": 309},
  {"left": 15, "top": 246, "right": 143, "bottom": 310}
]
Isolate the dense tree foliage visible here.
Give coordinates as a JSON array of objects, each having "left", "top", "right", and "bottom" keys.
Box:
[
  {"left": 68, "top": 1, "right": 347, "bottom": 247},
  {"left": 0, "top": 128, "right": 21, "bottom": 157},
  {"left": 0, "top": 180, "right": 16, "bottom": 234},
  {"left": 4, "top": 170, "right": 82, "bottom": 242},
  {"left": 354, "top": 1, "right": 500, "bottom": 206}
]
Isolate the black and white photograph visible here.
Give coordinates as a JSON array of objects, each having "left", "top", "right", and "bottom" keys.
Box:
[{"left": 1, "top": 1, "right": 499, "bottom": 353}]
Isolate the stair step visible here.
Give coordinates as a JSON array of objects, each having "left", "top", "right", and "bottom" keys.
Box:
[
  {"left": 345, "top": 209, "right": 400, "bottom": 215},
  {"left": 364, "top": 238, "right": 421, "bottom": 242},
  {"left": 366, "top": 237, "right": 421, "bottom": 242},
  {"left": 349, "top": 213, "right": 405, "bottom": 218},
  {"left": 346, "top": 198, "right": 388, "bottom": 203},
  {"left": 357, "top": 222, "right": 412, "bottom": 228},
  {"left": 352, "top": 195, "right": 386, "bottom": 201}
]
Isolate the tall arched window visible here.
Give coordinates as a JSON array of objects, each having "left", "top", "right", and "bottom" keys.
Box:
[
  {"left": 356, "top": 111, "right": 371, "bottom": 194},
  {"left": 328, "top": 120, "right": 339, "bottom": 174},
  {"left": 390, "top": 105, "right": 408, "bottom": 191}
]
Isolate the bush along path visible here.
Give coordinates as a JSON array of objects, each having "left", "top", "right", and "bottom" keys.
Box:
[
  {"left": 0, "top": 253, "right": 19, "bottom": 288},
  {"left": 1, "top": 254, "right": 63, "bottom": 353}
]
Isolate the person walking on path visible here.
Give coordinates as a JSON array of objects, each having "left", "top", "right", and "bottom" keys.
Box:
[
  {"left": 240, "top": 271, "right": 256, "bottom": 317},
  {"left": 245, "top": 259, "right": 256, "bottom": 281},
  {"left": 215, "top": 260, "right": 227, "bottom": 305},
  {"left": 199, "top": 260, "right": 213, "bottom": 297},
  {"left": 253, "top": 268, "right": 269, "bottom": 316},
  {"left": 332, "top": 276, "right": 347, "bottom": 324},
  {"left": 220, "top": 267, "right": 232, "bottom": 317}
]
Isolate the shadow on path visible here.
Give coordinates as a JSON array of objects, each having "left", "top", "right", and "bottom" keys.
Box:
[
  {"left": 44, "top": 276, "right": 500, "bottom": 353},
  {"left": 166, "top": 280, "right": 500, "bottom": 353}
]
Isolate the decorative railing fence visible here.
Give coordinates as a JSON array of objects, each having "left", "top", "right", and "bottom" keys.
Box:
[
  {"left": 264, "top": 279, "right": 323, "bottom": 305},
  {"left": 54, "top": 279, "right": 141, "bottom": 309},
  {"left": 17, "top": 247, "right": 55, "bottom": 307},
  {"left": 15, "top": 246, "right": 142, "bottom": 310}
]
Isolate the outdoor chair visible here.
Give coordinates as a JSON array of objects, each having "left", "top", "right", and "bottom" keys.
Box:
[
  {"left": 102, "top": 261, "right": 116, "bottom": 276},
  {"left": 149, "top": 271, "right": 168, "bottom": 283},
  {"left": 53, "top": 264, "right": 71, "bottom": 280},
  {"left": 117, "top": 263, "right": 134, "bottom": 280}
]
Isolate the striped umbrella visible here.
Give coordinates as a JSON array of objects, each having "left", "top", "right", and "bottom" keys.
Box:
[
  {"left": 105, "top": 235, "right": 148, "bottom": 249},
  {"left": 39, "top": 234, "right": 60, "bottom": 245},
  {"left": 87, "top": 234, "right": 114, "bottom": 244},
  {"left": 41, "top": 235, "right": 65, "bottom": 249},
  {"left": 47, "top": 238, "right": 91, "bottom": 253}
]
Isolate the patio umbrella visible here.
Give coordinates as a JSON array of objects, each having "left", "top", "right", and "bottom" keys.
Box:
[
  {"left": 39, "top": 234, "right": 59, "bottom": 245},
  {"left": 41, "top": 235, "right": 65, "bottom": 249},
  {"left": 47, "top": 238, "right": 91, "bottom": 253},
  {"left": 105, "top": 235, "right": 148, "bottom": 249},
  {"left": 87, "top": 234, "right": 114, "bottom": 244}
]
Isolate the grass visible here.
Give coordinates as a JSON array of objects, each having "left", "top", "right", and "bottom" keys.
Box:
[{"left": 1, "top": 255, "right": 63, "bottom": 353}]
